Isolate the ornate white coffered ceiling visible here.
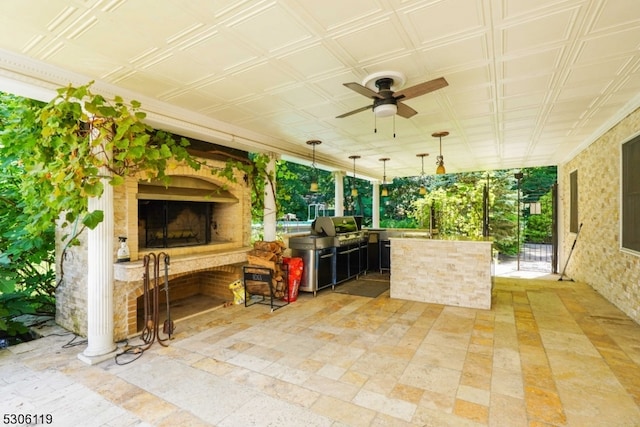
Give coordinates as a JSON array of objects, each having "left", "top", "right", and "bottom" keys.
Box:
[{"left": 1, "top": 0, "right": 640, "bottom": 181}]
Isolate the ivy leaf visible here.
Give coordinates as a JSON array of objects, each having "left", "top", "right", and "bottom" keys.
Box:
[
  {"left": 71, "top": 85, "right": 88, "bottom": 100},
  {"left": 110, "top": 175, "right": 124, "bottom": 186},
  {"left": 83, "top": 210, "right": 104, "bottom": 230},
  {"left": 159, "top": 144, "right": 172, "bottom": 158},
  {"left": 0, "top": 277, "right": 17, "bottom": 294},
  {"left": 83, "top": 180, "right": 104, "bottom": 197},
  {"left": 129, "top": 145, "right": 145, "bottom": 159}
]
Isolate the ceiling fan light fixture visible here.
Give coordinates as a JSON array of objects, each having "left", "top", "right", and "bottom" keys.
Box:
[
  {"left": 374, "top": 103, "right": 397, "bottom": 117},
  {"left": 336, "top": 72, "right": 448, "bottom": 120}
]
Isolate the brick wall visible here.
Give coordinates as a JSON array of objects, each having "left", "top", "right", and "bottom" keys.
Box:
[{"left": 561, "top": 107, "right": 640, "bottom": 324}]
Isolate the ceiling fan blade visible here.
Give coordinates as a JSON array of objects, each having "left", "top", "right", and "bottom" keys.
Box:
[
  {"left": 396, "top": 101, "right": 418, "bottom": 118},
  {"left": 336, "top": 105, "right": 372, "bottom": 118},
  {"left": 393, "top": 77, "right": 448, "bottom": 101},
  {"left": 343, "top": 82, "right": 384, "bottom": 99}
]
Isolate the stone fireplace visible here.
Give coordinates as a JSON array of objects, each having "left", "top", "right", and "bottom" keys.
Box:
[{"left": 56, "top": 153, "right": 253, "bottom": 341}]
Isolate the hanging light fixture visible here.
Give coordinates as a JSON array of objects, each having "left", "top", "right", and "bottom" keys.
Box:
[
  {"left": 379, "top": 157, "right": 390, "bottom": 197},
  {"left": 433, "top": 131, "right": 449, "bottom": 174},
  {"left": 349, "top": 155, "right": 360, "bottom": 197},
  {"left": 307, "top": 139, "right": 321, "bottom": 192},
  {"left": 416, "top": 153, "right": 429, "bottom": 195}
]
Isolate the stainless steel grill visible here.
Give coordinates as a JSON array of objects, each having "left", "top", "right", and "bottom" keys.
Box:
[
  {"left": 313, "top": 216, "right": 366, "bottom": 247},
  {"left": 289, "top": 216, "right": 368, "bottom": 294},
  {"left": 288, "top": 235, "right": 335, "bottom": 251}
]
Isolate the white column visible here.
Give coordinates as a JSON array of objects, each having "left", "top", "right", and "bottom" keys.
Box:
[
  {"left": 372, "top": 181, "right": 380, "bottom": 228},
  {"left": 333, "top": 171, "right": 345, "bottom": 216},
  {"left": 263, "top": 153, "right": 278, "bottom": 241},
  {"left": 78, "top": 166, "right": 117, "bottom": 364}
]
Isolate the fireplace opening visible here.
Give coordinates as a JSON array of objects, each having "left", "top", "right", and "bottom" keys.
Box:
[
  {"left": 136, "top": 176, "right": 239, "bottom": 250},
  {"left": 139, "top": 200, "right": 212, "bottom": 248}
]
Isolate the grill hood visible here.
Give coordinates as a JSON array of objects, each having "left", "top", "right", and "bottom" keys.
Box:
[{"left": 313, "top": 216, "right": 359, "bottom": 237}]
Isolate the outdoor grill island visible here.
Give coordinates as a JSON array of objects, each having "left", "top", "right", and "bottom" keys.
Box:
[{"left": 289, "top": 216, "right": 368, "bottom": 295}]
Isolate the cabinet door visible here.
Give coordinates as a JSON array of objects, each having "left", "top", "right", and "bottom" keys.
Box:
[
  {"left": 359, "top": 242, "right": 368, "bottom": 273},
  {"left": 368, "top": 241, "right": 380, "bottom": 271},
  {"left": 380, "top": 240, "right": 391, "bottom": 271},
  {"left": 317, "top": 248, "right": 335, "bottom": 288},
  {"left": 336, "top": 247, "right": 350, "bottom": 283},
  {"left": 348, "top": 245, "right": 360, "bottom": 278}
]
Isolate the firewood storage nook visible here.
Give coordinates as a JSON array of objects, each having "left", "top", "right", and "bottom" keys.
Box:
[
  {"left": 55, "top": 145, "right": 254, "bottom": 341},
  {"left": 244, "top": 241, "right": 289, "bottom": 312}
]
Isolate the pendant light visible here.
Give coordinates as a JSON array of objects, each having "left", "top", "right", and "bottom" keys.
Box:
[
  {"left": 349, "top": 155, "right": 360, "bottom": 197},
  {"left": 379, "top": 157, "right": 390, "bottom": 197},
  {"left": 416, "top": 153, "right": 429, "bottom": 195},
  {"left": 433, "top": 131, "right": 449, "bottom": 174},
  {"left": 307, "top": 139, "right": 321, "bottom": 192}
]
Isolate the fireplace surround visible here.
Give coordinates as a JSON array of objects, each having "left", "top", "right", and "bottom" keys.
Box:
[{"left": 55, "top": 155, "right": 253, "bottom": 340}]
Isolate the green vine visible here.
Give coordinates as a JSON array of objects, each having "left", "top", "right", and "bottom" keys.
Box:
[{"left": 10, "top": 82, "right": 274, "bottom": 285}]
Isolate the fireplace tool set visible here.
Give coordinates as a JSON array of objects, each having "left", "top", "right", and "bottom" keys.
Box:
[{"left": 116, "top": 252, "right": 174, "bottom": 365}]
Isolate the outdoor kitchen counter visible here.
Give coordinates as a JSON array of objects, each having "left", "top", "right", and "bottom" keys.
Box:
[{"left": 389, "top": 237, "right": 493, "bottom": 310}]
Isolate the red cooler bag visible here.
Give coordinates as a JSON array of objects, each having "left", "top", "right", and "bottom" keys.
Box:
[{"left": 282, "top": 257, "right": 303, "bottom": 302}]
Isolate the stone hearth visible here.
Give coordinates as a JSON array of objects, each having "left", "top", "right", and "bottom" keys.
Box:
[{"left": 56, "top": 156, "right": 253, "bottom": 341}]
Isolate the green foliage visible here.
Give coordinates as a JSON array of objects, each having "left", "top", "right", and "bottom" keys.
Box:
[
  {"left": 407, "top": 171, "right": 519, "bottom": 254},
  {"left": 0, "top": 92, "right": 56, "bottom": 337},
  {"left": 23, "top": 82, "right": 201, "bottom": 239},
  {"left": 273, "top": 161, "right": 334, "bottom": 221},
  {"left": 270, "top": 159, "right": 555, "bottom": 258},
  {"left": 524, "top": 190, "right": 553, "bottom": 243},
  {"left": 0, "top": 85, "right": 274, "bottom": 337},
  {"left": 410, "top": 173, "right": 487, "bottom": 237},
  {"left": 3, "top": 81, "right": 273, "bottom": 253},
  {"left": 487, "top": 171, "right": 520, "bottom": 254},
  {"left": 380, "top": 217, "right": 418, "bottom": 228}
]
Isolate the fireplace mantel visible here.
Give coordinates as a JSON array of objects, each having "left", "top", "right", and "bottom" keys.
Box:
[{"left": 113, "top": 246, "right": 251, "bottom": 282}]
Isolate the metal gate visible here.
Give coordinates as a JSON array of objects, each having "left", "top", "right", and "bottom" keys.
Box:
[{"left": 515, "top": 183, "right": 558, "bottom": 273}]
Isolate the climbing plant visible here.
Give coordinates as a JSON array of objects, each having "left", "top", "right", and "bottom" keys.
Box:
[{"left": 1, "top": 83, "right": 273, "bottom": 288}]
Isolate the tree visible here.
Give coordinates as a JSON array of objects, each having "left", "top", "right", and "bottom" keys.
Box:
[
  {"left": 0, "top": 92, "right": 55, "bottom": 339},
  {"left": 408, "top": 170, "right": 519, "bottom": 254},
  {"left": 524, "top": 190, "right": 554, "bottom": 243}
]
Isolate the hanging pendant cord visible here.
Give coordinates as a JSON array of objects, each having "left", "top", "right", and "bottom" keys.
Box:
[{"left": 393, "top": 115, "right": 396, "bottom": 138}]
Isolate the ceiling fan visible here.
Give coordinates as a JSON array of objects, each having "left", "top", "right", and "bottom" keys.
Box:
[{"left": 336, "top": 71, "right": 448, "bottom": 119}]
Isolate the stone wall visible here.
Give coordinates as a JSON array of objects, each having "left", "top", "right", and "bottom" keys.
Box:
[
  {"left": 54, "top": 229, "right": 89, "bottom": 336},
  {"left": 560, "top": 107, "right": 640, "bottom": 324},
  {"left": 389, "top": 238, "right": 493, "bottom": 309}
]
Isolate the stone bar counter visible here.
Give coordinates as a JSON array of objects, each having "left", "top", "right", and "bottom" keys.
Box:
[{"left": 389, "top": 235, "right": 493, "bottom": 310}]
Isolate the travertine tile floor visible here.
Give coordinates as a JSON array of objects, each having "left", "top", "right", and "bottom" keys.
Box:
[{"left": 2, "top": 276, "right": 639, "bottom": 426}]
